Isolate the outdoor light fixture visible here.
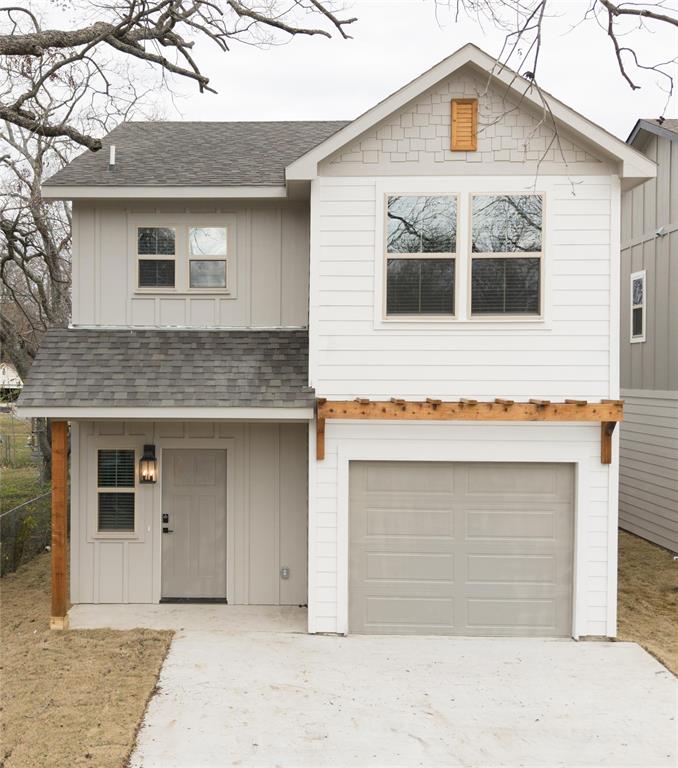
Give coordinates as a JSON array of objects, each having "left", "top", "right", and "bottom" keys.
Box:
[{"left": 139, "top": 444, "right": 158, "bottom": 484}]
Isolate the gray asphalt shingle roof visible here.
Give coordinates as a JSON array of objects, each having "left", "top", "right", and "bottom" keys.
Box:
[
  {"left": 43, "top": 121, "right": 349, "bottom": 187},
  {"left": 18, "top": 328, "right": 314, "bottom": 408}
]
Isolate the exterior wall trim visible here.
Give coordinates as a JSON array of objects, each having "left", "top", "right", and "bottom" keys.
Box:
[
  {"left": 41, "top": 185, "right": 288, "bottom": 200},
  {"left": 18, "top": 406, "right": 314, "bottom": 421}
]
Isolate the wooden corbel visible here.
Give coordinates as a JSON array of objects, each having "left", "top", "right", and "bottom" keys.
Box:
[{"left": 600, "top": 421, "right": 617, "bottom": 465}]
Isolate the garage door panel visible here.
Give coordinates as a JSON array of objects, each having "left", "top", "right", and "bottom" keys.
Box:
[
  {"left": 364, "top": 596, "right": 454, "bottom": 629},
  {"left": 363, "top": 463, "right": 455, "bottom": 493},
  {"left": 466, "top": 598, "right": 558, "bottom": 633},
  {"left": 462, "top": 463, "right": 572, "bottom": 500},
  {"left": 363, "top": 506, "right": 453, "bottom": 537},
  {"left": 349, "top": 461, "right": 574, "bottom": 636},
  {"left": 366, "top": 552, "right": 454, "bottom": 581},
  {"left": 466, "top": 554, "right": 556, "bottom": 584},
  {"left": 466, "top": 510, "right": 557, "bottom": 540}
]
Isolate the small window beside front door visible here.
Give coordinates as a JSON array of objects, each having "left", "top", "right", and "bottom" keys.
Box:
[
  {"left": 97, "top": 449, "right": 135, "bottom": 532},
  {"left": 630, "top": 270, "right": 646, "bottom": 343}
]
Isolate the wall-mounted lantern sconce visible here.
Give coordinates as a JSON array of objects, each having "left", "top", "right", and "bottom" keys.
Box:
[{"left": 140, "top": 444, "right": 158, "bottom": 484}]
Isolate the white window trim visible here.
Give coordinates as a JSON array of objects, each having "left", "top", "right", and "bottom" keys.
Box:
[
  {"left": 383, "top": 193, "right": 458, "bottom": 320},
  {"left": 130, "top": 214, "right": 237, "bottom": 297},
  {"left": 373, "top": 178, "right": 552, "bottom": 330},
  {"left": 630, "top": 269, "right": 646, "bottom": 343},
  {"left": 468, "top": 192, "right": 545, "bottom": 320},
  {"left": 94, "top": 447, "right": 138, "bottom": 539}
]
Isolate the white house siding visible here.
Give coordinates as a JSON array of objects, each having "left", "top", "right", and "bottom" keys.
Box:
[
  {"left": 72, "top": 199, "right": 309, "bottom": 328},
  {"left": 70, "top": 420, "right": 307, "bottom": 605},
  {"left": 619, "top": 390, "right": 678, "bottom": 552},
  {"left": 307, "top": 172, "right": 619, "bottom": 637},
  {"left": 308, "top": 421, "right": 616, "bottom": 638}
]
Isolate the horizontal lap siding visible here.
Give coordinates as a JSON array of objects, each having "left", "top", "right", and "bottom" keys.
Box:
[
  {"left": 309, "top": 422, "right": 611, "bottom": 637},
  {"left": 619, "top": 391, "right": 678, "bottom": 552},
  {"left": 308, "top": 174, "right": 617, "bottom": 636},
  {"left": 311, "top": 176, "right": 613, "bottom": 400}
]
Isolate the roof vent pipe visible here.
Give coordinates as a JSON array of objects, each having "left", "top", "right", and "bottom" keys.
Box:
[{"left": 109, "top": 145, "right": 116, "bottom": 166}]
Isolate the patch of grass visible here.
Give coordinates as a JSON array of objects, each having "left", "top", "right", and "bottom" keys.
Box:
[
  {"left": 0, "top": 466, "right": 49, "bottom": 513},
  {"left": 0, "top": 413, "right": 36, "bottom": 470},
  {"left": 0, "top": 553, "right": 173, "bottom": 767},
  {"left": 617, "top": 530, "right": 678, "bottom": 676}
]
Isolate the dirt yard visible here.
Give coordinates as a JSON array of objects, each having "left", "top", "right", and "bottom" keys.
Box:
[
  {"left": 617, "top": 530, "right": 678, "bottom": 675},
  {"left": 0, "top": 554, "right": 173, "bottom": 767}
]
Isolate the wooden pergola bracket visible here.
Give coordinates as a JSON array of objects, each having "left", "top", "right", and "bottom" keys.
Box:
[
  {"left": 50, "top": 420, "right": 69, "bottom": 631},
  {"left": 315, "top": 399, "right": 623, "bottom": 464}
]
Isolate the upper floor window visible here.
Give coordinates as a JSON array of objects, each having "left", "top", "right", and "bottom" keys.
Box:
[
  {"left": 630, "top": 270, "right": 646, "bottom": 343},
  {"left": 97, "top": 449, "right": 135, "bottom": 533},
  {"left": 189, "top": 227, "right": 227, "bottom": 289},
  {"left": 138, "top": 227, "right": 176, "bottom": 288},
  {"left": 385, "top": 195, "right": 457, "bottom": 316},
  {"left": 471, "top": 194, "right": 543, "bottom": 316},
  {"left": 136, "top": 224, "right": 229, "bottom": 292}
]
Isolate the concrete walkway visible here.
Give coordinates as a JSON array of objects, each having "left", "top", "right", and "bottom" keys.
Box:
[{"left": 129, "top": 629, "right": 677, "bottom": 768}]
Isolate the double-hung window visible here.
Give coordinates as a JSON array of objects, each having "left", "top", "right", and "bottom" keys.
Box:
[
  {"left": 630, "top": 270, "right": 646, "bottom": 343},
  {"left": 137, "top": 227, "right": 176, "bottom": 288},
  {"left": 385, "top": 195, "right": 457, "bottom": 316},
  {"left": 97, "top": 449, "right": 135, "bottom": 533},
  {"left": 189, "top": 226, "right": 228, "bottom": 289},
  {"left": 470, "top": 194, "right": 543, "bottom": 316}
]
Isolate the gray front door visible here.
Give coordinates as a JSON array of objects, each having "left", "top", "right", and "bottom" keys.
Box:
[
  {"left": 161, "top": 449, "right": 227, "bottom": 599},
  {"left": 349, "top": 461, "right": 574, "bottom": 636}
]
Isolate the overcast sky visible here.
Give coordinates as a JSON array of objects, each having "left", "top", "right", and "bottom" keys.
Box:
[{"left": 159, "top": 0, "right": 678, "bottom": 140}]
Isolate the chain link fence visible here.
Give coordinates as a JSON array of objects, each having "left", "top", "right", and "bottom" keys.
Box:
[{"left": 0, "top": 493, "right": 52, "bottom": 576}]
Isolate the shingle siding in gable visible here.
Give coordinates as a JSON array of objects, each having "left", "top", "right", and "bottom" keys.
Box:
[{"left": 320, "top": 67, "right": 603, "bottom": 174}]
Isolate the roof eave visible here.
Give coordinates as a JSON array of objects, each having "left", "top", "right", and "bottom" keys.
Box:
[
  {"left": 40, "top": 184, "right": 288, "bottom": 200},
  {"left": 627, "top": 119, "right": 678, "bottom": 146},
  {"left": 285, "top": 43, "right": 657, "bottom": 184},
  {"left": 16, "top": 405, "right": 315, "bottom": 420}
]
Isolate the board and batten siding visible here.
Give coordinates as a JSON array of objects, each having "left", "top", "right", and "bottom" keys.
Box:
[
  {"left": 620, "top": 132, "right": 678, "bottom": 392},
  {"left": 619, "top": 128, "right": 678, "bottom": 552},
  {"left": 619, "top": 390, "right": 678, "bottom": 552},
  {"left": 72, "top": 199, "right": 309, "bottom": 328},
  {"left": 70, "top": 420, "right": 308, "bottom": 604},
  {"left": 307, "top": 173, "right": 620, "bottom": 637}
]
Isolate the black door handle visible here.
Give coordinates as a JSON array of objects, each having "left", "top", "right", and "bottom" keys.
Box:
[{"left": 162, "top": 527, "right": 174, "bottom": 533}]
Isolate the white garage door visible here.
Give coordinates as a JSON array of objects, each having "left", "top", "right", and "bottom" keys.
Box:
[{"left": 349, "top": 462, "right": 574, "bottom": 636}]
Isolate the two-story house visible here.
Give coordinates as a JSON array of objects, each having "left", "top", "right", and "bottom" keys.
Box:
[
  {"left": 18, "top": 44, "right": 655, "bottom": 637},
  {"left": 619, "top": 119, "right": 677, "bottom": 553}
]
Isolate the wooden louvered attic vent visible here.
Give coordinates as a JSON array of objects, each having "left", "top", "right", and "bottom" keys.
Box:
[{"left": 451, "top": 98, "right": 478, "bottom": 151}]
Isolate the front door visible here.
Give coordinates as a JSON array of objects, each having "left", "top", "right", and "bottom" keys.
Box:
[{"left": 161, "top": 449, "right": 227, "bottom": 599}]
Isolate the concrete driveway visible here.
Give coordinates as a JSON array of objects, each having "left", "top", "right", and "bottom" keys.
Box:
[{"left": 130, "top": 630, "right": 677, "bottom": 768}]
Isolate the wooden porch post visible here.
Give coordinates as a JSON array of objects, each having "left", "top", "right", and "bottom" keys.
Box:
[{"left": 50, "top": 420, "right": 69, "bottom": 630}]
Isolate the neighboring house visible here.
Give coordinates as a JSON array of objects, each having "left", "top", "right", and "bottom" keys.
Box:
[
  {"left": 18, "top": 44, "right": 655, "bottom": 637},
  {"left": 0, "top": 362, "right": 23, "bottom": 401},
  {"left": 620, "top": 119, "right": 678, "bottom": 553}
]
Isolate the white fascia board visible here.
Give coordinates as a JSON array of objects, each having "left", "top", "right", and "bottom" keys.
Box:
[
  {"left": 17, "top": 406, "right": 314, "bottom": 421},
  {"left": 285, "top": 43, "right": 656, "bottom": 184},
  {"left": 40, "top": 185, "right": 288, "bottom": 200}
]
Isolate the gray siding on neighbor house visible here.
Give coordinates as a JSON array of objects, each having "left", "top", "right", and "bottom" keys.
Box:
[
  {"left": 70, "top": 420, "right": 308, "bottom": 604},
  {"left": 619, "top": 390, "right": 678, "bottom": 552},
  {"left": 619, "top": 126, "right": 678, "bottom": 552},
  {"left": 620, "top": 131, "right": 678, "bottom": 392},
  {"left": 72, "top": 199, "right": 310, "bottom": 328}
]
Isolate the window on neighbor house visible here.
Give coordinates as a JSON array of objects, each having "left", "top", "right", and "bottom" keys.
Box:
[
  {"left": 385, "top": 195, "right": 457, "bottom": 316},
  {"left": 630, "top": 270, "right": 646, "bottom": 343},
  {"left": 470, "top": 194, "right": 543, "bottom": 316},
  {"left": 97, "top": 449, "right": 135, "bottom": 532},
  {"left": 189, "top": 227, "right": 227, "bottom": 289},
  {"left": 137, "top": 227, "right": 176, "bottom": 288}
]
